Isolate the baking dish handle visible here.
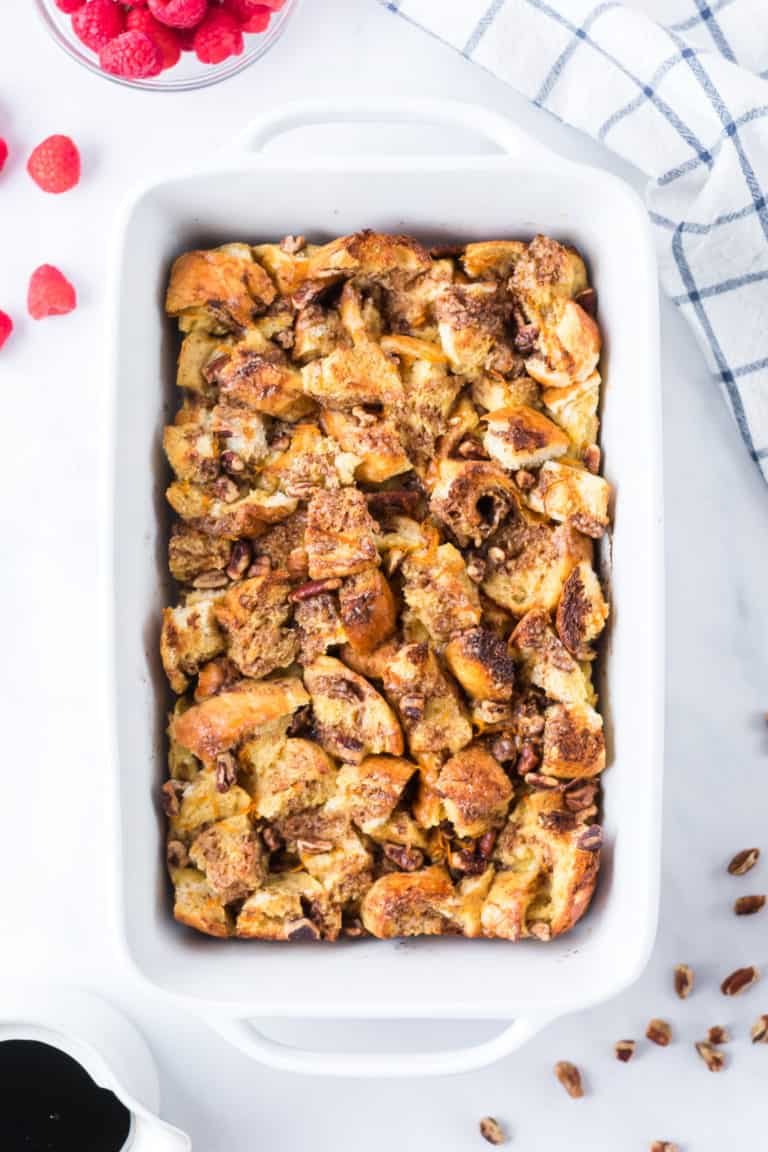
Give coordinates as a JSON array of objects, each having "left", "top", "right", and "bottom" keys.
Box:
[
  {"left": 207, "top": 1015, "right": 550, "bottom": 1078},
  {"left": 228, "top": 99, "right": 552, "bottom": 160}
]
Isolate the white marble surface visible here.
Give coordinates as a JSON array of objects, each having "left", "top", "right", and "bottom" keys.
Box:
[{"left": 2, "top": 2, "right": 768, "bottom": 1148}]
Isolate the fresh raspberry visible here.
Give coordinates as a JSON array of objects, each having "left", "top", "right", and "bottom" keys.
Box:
[
  {"left": 257, "top": 0, "right": 286, "bottom": 9},
  {"left": 147, "top": 0, "right": 208, "bottom": 30},
  {"left": 28, "top": 265, "right": 77, "bottom": 320},
  {"left": 193, "top": 8, "right": 243, "bottom": 63},
  {"left": 125, "top": 8, "right": 181, "bottom": 69},
  {"left": 0, "top": 139, "right": 8, "bottom": 174},
  {"left": 27, "top": 135, "right": 81, "bottom": 194},
  {"left": 100, "top": 30, "right": 164, "bottom": 76},
  {"left": 72, "top": 0, "right": 125, "bottom": 51},
  {"left": 223, "top": 0, "right": 271, "bottom": 32},
  {"left": 0, "top": 311, "right": 13, "bottom": 350},
  {"left": 54, "top": 0, "right": 85, "bottom": 12}
]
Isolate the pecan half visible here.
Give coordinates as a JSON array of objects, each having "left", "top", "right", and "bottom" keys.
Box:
[
  {"left": 695, "top": 1041, "right": 725, "bottom": 1072},
  {"left": 226, "top": 539, "right": 252, "bottom": 581},
  {"left": 516, "top": 742, "right": 540, "bottom": 777},
  {"left": 646, "top": 1019, "right": 672, "bottom": 1047},
  {"left": 674, "top": 963, "right": 694, "bottom": 1000},
  {"left": 160, "top": 779, "right": 185, "bottom": 818},
  {"left": 490, "top": 735, "right": 516, "bottom": 763},
  {"left": 215, "top": 752, "right": 237, "bottom": 793},
  {"left": 192, "top": 569, "right": 230, "bottom": 590},
  {"left": 576, "top": 825, "right": 603, "bottom": 852},
  {"left": 706, "top": 1026, "right": 730, "bottom": 1045},
  {"left": 478, "top": 829, "right": 498, "bottom": 859},
  {"left": 750, "top": 1014, "right": 768, "bottom": 1043},
  {"left": 614, "top": 1040, "right": 635, "bottom": 1063},
  {"left": 650, "top": 1144, "right": 679, "bottom": 1152},
  {"left": 479, "top": 1117, "right": 506, "bottom": 1146},
  {"left": 721, "top": 965, "right": 760, "bottom": 996},
  {"left": 382, "top": 843, "right": 425, "bottom": 871},
  {"left": 166, "top": 839, "right": 189, "bottom": 869},
  {"left": 539, "top": 811, "right": 578, "bottom": 834},
  {"left": 525, "top": 772, "right": 562, "bottom": 791},
  {"left": 296, "top": 838, "right": 334, "bottom": 855},
  {"left": 727, "top": 847, "right": 760, "bottom": 875},
  {"left": 554, "top": 1061, "right": 584, "bottom": 1099},
  {"left": 289, "top": 577, "right": 343, "bottom": 602},
  {"left": 734, "top": 894, "right": 766, "bottom": 916},
  {"left": 563, "top": 781, "right": 598, "bottom": 812}
]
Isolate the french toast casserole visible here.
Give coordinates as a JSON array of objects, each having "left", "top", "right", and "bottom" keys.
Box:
[{"left": 160, "top": 230, "right": 611, "bottom": 943}]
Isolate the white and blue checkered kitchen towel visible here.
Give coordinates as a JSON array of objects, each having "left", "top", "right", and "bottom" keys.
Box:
[{"left": 380, "top": 0, "right": 768, "bottom": 481}]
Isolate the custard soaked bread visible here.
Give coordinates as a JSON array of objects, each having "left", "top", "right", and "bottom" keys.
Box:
[{"left": 161, "top": 230, "right": 610, "bottom": 943}]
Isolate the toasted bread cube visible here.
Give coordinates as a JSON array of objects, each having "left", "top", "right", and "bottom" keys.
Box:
[
  {"left": 161, "top": 598, "right": 225, "bottom": 694},
  {"left": 471, "top": 374, "right": 540, "bottom": 413},
  {"left": 511, "top": 609, "right": 589, "bottom": 705},
  {"left": 481, "top": 515, "right": 591, "bottom": 615},
  {"left": 306, "top": 230, "right": 431, "bottom": 283},
  {"left": 176, "top": 330, "right": 229, "bottom": 395},
  {"left": 294, "top": 592, "right": 347, "bottom": 664},
  {"left": 383, "top": 642, "right": 473, "bottom": 757},
  {"left": 172, "top": 867, "right": 232, "bottom": 937},
  {"left": 167, "top": 482, "right": 296, "bottom": 539},
  {"left": 379, "top": 334, "right": 448, "bottom": 364},
  {"left": 542, "top": 373, "right": 600, "bottom": 453},
  {"left": 168, "top": 702, "right": 203, "bottom": 782},
  {"left": 213, "top": 345, "right": 313, "bottom": 421},
  {"left": 305, "top": 488, "right": 379, "bottom": 581},
  {"left": 333, "top": 755, "right": 418, "bottom": 832},
  {"left": 435, "top": 283, "right": 514, "bottom": 378},
  {"left": 490, "top": 791, "right": 600, "bottom": 938},
  {"left": 428, "top": 459, "right": 518, "bottom": 549},
  {"left": 526, "top": 460, "right": 611, "bottom": 538},
  {"left": 252, "top": 242, "right": 309, "bottom": 296},
  {"left": 209, "top": 404, "right": 268, "bottom": 474},
  {"left": 292, "top": 303, "right": 345, "bottom": 363},
  {"left": 169, "top": 771, "right": 252, "bottom": 842},
  {"left": 236, "top": 872, "right": 341, "bottom": 941},
  {"left": 462, "top": 240, "right": 526, "bottom": 280},
  {"left": 483, "top": 405, "right": 570, "bottom": 471},
  {"left": 338, "top": 281, "right": 384, "bottom": 344},
  {"left": 163, "top": 408, "right": 219, "bottom": 485},
  {"left": 168, "top": 525, "right": 232, "bottom": 586},
  {"left": 298, "top": 828, "right": 373, "bottom": 905},
  {"left": 454, "top": 868, "right": 496, "bottom": 937},
  {"left": 511, "top": 235, "right": 588, "bottom": 315},
  {"left": 364, "top": 809, "right": 430, "bottom": 852},
  {"left": 252, "top": 511, "right": 307, "bottom": 570},
  {"left": 236, "top": 715, "right": 291, "bottom": 790},
  {"left": 166, "top": 245, "right": 276, "bottom": 332},
  {"left": 402, "top": 543, "right": 482, "bottom": 645},
  {"left": 171, "top": 677, "right": 309, "bottom": 763},
  {"left": 399, "top": 359, "right": 463, "bottom": 466},
  {"left": 253, "top": 738, "right": 336, "bottom": 820},
  {"left": 361, "top": 867, "right": 455, "bottom": 938},
  {"left": 301, "top": 342, "right": 404, "bottom": 410},
  {"left": 213, "top": 572, "right": 296, "bottom": 680},
  {"left": 320, "top": 408, "right": 412, "bottom": 485},
  {"left": 260, "top": 422, "right": 358, "bottom": 498},
  {"left": 542, "top": 702, "right": 605, "bottom": 779},
  {"left": 555, "top": 560, "right": 609, "bottom": 659},
  {"left": 188, "top": 814, "right": 265, "bottom": 902},
  {"left": 338, "top": 568, "right": 397, "bottom": 653},
  {"left": 304, "top": 655, "right": 403, "bottom": 763},
  {"left": 437, "top": 745, "right": 513, "bottom": 837},
  {"left": 384, "top": 258, "right": 455, "bottom": 334},
  {"left": 525, "top": 299, "right": 601, "bottom": 389},
  {"left": 444, "top": 628, "right": 515, "bottom": 701},
  {"left": 480, "top": 869, "right": 538, "bottom": 941}
]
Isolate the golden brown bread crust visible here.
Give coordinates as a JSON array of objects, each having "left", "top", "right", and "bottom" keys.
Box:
[{"left": 161, "top": 230, "right": 610, "bottom": 944}]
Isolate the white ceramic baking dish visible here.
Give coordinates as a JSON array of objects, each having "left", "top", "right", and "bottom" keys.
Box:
[{"left": 109, "top": 99, "right": 664, "bottom": 1078}]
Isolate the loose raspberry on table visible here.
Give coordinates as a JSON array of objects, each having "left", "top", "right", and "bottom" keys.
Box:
[
  {"left": 0, "top": 311, "right": 13, "bottom": 351},
  {"left": 100, "top": 29, "right": 164, "bottom": 77},
  {"left": 125, "top": 9, "right": 182, "bottom": 69},
  {"left": 72, "top": 0, "right": 125, "bottom": 52},
  {"left": 54, "top": 0, "right": 85, "bottom": 12},
  {"left": 147, "top": 0, "right": 208, "bottom": 30},
  {"left": 28, "top": 266, "right": 77, "bottom": 321},
  {"left": 193, "top": 8, "right": 243, "bottom": 63},
  {"left": 0, "top": 139, "right": 8, "bottom": 174},
  {"left": 223, "top": 0, "right": 271, "bottom": 32},
  {"left": 27, "top": 135, "right": 81, "bottom": 194}
]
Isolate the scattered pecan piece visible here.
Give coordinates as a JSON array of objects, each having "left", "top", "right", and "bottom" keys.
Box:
[
  {"left": 296, "top": 838, "right": 334, "bottom": 855},
  {"left": 457, "top": 438, "right": 488, "bottom": 460},
  {"left": 514, "top": 324, "right": 539, "bottom": 355},
  {"left": 160, "top": 780, "right": 185, "bottom": 817},
  {"left": 453, "top": 850, "right": 489, "bottom": 876},
  {"left": 614, "top": 1039, "right": 635, "bottom": 1063},
  {"left": 554, "top": 1061, "right": 584, "bottom": 1099},
  {"left": 721, "top": 965, "right": 760, "bottom": 996},
  {"left": 734, "top": 894, "right": 766, "bottom": 916},
  {"left": 646, "top": 1019, "right": 672, "bottom": 1047},
  {"left": 525, "top": 772, "right": 561, "bottom": 791},
  {"left": 215, "top": 752, "right": 237, "bottom": 793},
  {"left": 382, "top": 843, "right": 425, "bottom": 871},
  {"left": 695, "top": 1040, "right": 725, "bottom": 1072},
  {"left": 192, "top": 569, "right": 230, "bottom": 589},
  {"left": 674, "top": 963, "right": 694, "bottom": 1000},
  {"left": 166, "top": 839, "right": 188, "bottom": 868},
  {"left": 479, "top": 1117, "right": 506, "bottom": 1145},
  {"left": 289, "top": 577, "right": 343, "bottom": 602},
  {"left": 365, "top": 489, "right": 420, "bottom": 515},
  {"left": 650, "top": 1143, "right": 679, "bottom": 1152},
  {"left": 563, "top": 781, "right": 598, "bottom": 811},
  {"left": 490, "top": 735, "right": 516, "bottom": 763},
  {"left": 576, "top": 825, "right": 603, "bottom": 852},
  {"left": 706, "top": 1026, "right": 730, "bottom": 1045},
  {"left": 727, "top": 847, "right": 760, "bottom": 875},
  {"left": 516, "top": 741, "right": 540, "bottom": 777},
  {"left": 539, "top": 810, "right": 578, "bottom": 833},
  {"left": 478, "top": 830, "right": 498, "bottom": 859},
  {"left": 750, "top": 1014, "right": 768, "bottom": 1043},
  {"left": 226, "top": 540, "right": 252, "bottom": 581}
]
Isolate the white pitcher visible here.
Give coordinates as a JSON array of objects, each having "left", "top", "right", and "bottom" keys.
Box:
[{"left": 0, "top": 988, "right": 189, "bottom": 1151}]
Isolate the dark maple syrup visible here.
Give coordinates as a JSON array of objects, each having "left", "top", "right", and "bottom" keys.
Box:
[{"left": 0, "top": 1040, "right": 131, "bottom": 1151}]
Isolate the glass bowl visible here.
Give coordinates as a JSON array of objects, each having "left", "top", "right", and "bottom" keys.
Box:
[{"left": 35, "top": 0, "right": 298, "bottom": 92}]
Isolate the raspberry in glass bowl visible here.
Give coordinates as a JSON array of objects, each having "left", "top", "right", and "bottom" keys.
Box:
[{"left": 35, "top": 0, "right": 297, "bottom": 91}]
